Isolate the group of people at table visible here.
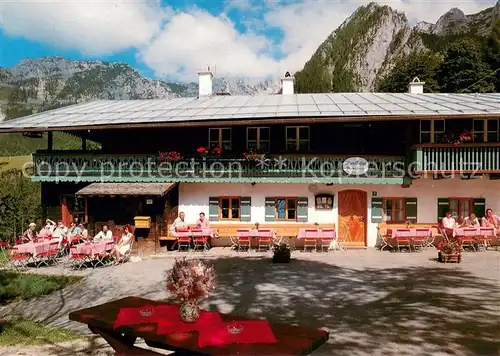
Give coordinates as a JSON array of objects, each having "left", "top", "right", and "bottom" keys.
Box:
[
  {"left": 19, "top": 219, "right": 134, "bottom": 265},
  {"left": 441, "top": 208, "right": 500, "bottom": 234}
]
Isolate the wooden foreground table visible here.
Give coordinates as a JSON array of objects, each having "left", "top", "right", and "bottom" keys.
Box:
[{"left": 69, "top": 296, "right": 329, "bottom": 355}]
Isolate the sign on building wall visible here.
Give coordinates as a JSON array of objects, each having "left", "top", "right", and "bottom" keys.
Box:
[{"left": 342, "top": 157, "right": 369, "bottom": 176}]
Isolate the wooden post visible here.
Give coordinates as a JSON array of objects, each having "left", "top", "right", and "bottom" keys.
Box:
[
  {"left": 82, "top": 136, "right": 87, "bottom": 151},
  {"left": 47, "top": 131, "right": 53, "bottom": 151},
  {"left": 84, "top": 197, "right": 88, "bottom": 223}
]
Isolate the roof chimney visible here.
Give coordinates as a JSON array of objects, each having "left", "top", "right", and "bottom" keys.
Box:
[
  {"left": 408, "top": 77, "right": 425, "bottom": 94},
  {"left": 281, "top": 71, "right": 294, "bottom": 95},
  {"left": 198, "top": 69, "right": 214, "bottom": 97}
]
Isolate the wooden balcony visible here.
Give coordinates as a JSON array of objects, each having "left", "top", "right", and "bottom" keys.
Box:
[
  {"left": 411, "top": 143, "right": 500, "bottom": 173},
  {"left": 32, "top": 152, "right": 406, "bottom": 183}
]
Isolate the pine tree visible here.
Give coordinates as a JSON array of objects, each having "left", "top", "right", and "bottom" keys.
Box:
[
  {"left": 376, "top": 51, "right": 441, "bottom": 92},
  {"left": 437, "top": 38, "right": 495, "bottom": 93}
]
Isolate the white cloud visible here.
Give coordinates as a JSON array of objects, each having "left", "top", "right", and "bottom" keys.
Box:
[
  {"left": 0, "top": 0, "right": 496, "bottom": 80},
  {"left": 0, "top": 0, "right": 166, "bottom": 55},
  {"left": 139, "top": 9, "right": 280, "bottom": 81}
]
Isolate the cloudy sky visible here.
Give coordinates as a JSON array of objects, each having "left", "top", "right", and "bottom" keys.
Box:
[{"left": 0, "top": 0, "right": 496, "bottom": 81}]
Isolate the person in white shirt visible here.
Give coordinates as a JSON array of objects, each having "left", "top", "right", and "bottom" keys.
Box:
[
  {"left": 94, "top": 224, "right": 113, "bottom": 242},
  {"left": 38, "top": 219, "right": 56, "bottom": 238},
  {"left": 441, "top": 211, "right": 456, "bottom": 229},
  {"left": 53, "top": 221, "right": 68, "bottom": 249},
  {"left": 78, "top": 223, "right": 89, "bottom": 241},
  {"left": 170, "top": 212, "right": 188, "bottom": 233}
]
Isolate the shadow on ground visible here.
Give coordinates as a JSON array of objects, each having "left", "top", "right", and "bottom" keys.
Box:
[{"left": 1, "top": 254, "right": 499, "bottom": 355}]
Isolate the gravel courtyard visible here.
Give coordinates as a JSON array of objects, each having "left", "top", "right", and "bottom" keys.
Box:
[{"left": 1, "top": 248, "right": 499, "bottom": 356}]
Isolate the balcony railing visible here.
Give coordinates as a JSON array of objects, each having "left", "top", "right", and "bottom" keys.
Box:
[
  {"left": 32, "top": 152, "right": 406, "bottom": 182},
  {"left": 411, "top": 143, "right": 500, "bottom": 173}
]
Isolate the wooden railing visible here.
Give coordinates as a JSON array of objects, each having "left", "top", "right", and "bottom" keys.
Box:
[
  {"left": 32, "top": 152, "right": 406, "bottom": 181},
  {"left": 411, "top": 143, "right": 500, "bottom": 173}
]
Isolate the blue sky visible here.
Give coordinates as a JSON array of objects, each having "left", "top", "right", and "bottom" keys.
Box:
[{"left": 0, "top": 0, "right": 496, "bottom": 82}]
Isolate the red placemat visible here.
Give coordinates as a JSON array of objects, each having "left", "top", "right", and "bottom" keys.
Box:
[
  {"left": 156, "top": 311, "right": 223, "bottom": 335},
  {"left": 113, "top": 305, "right": 179, "bottom": 329},
  {"left": 198, "top": 320, "right": 277, "bottom": 347}
]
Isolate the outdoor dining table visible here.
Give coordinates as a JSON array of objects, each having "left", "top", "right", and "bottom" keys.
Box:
[
  {"left": 173, "top": 228, "right": 217, "bottom": 238},
  {"left": 15, "top": 240, "right": 57, "bottom": 257},
  {"left": 69, "top": 296, "right": 329, "bottom": 355},
  {"left": 452, "top": 227, "right": 496, "bottom": 237},
  {"left": 387, "top": 228, "right": 433, "bottom": 238},
  {"left": 74, "top": 241, "right": 114, "bottom": 255},
  {"left": 296, "top": 228, "right": 337, "bottom": 239}
]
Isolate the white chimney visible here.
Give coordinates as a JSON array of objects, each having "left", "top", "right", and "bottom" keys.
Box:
[
  {"left": 281, "top": 72, "right": 295, "bottom": 95},
  {"left": 198, "top": 70, "right": 213, "bottom": 97},
  {"left": 408, "top": 77, "right": 425, "bottom": 94}
]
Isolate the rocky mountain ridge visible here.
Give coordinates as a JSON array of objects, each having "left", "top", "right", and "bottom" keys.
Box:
[{"left": 295, "top": 1, "right": 500, "bottom": 92}]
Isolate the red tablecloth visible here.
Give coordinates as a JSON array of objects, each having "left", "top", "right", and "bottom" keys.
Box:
[
  {"left": 297, "top": 228, "right": 336, "bottom": 239},
  {"left": 236, "top": 229, "right": 276, "bottom": 238},
  {"left": 453, "top": 227, "right": 496, "bottom": 237},
  {"left": 173, "top": 229, "right": 216, "bottom": 238},
  {"left": 198, "top": 320, "right": 277, "bottom": 347},
  {"left": 15, "top": 240, "right": 56, "bottom": 256},
  {"left": 388, "top": 228, "right": 432, "bottom": 238},
  {"left": 74, "top": 241, "right": 114, "bottom": 255},
  {"left": 113, "top": 305, "right": 277, "bottom": 348}
]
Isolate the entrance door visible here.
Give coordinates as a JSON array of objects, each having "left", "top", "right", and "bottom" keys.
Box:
[{"left": 338, "top": 190, "right": 367, "bottom": 246}]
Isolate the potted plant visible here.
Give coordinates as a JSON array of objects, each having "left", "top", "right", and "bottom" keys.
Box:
[
  {"left": 272, "top": 243, "right": 291, "bottom": 263},
  {"left": 165, "top": 258, "right": 216, "bottom": 322},
  {"left": 437, "top": 240, "right": 461, "bottom": 263}
]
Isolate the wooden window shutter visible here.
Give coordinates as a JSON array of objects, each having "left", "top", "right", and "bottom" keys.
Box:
[
  {"left": 437, "top": 198, "right": 450, "bottom": 222},
  {"left": 208, "top": 197, "right": 219, "bottom": 222},
  {"left": 265, "top": 197, "right": 276, "bottom": 222},
  {"left": 405, "top": 197, "right": 418, "bottom": 222},
  {"left": 297, "top": 197, "right": 308, "bottom": 222},
  {"left": 472, "top": 198, "right": 486, "bottom": 219},
  {"left": 240, "top": 197, "right": 251, "bottom": 221},
  {"left": 371, "top": 197, "right": 383, "bottom": 223}
]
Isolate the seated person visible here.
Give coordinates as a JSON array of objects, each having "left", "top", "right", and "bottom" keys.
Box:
[
  {"left": 481, "top": 209, "right": 499, "bottom": 229},
  {"left": 78, "top": 223, "right": 89, "bottom": 241},
  {"left": 170, "top": 212, "right": 188, "bottom": 233},
  {"left": 38, "top": 219, "right": 56, "bottom": 238},
  {"left": 463, "top": 213, "right": 480, "bottom": 228},
  {"left": 441, "top": 211, "right": 455, "bottom": 229},
  {"left": 195, "top": 212, "right": 210, "bottom": 229},
  {"left": 111, "top": 225, "right": 134, "bottom": 265},
  {"left": 53, "top": 221, "right": 68, "bottom": 249},
  {"left": 21, "top": 222, "right": 37, "bottom": 243},
  {"left": 93, "top": 224, "right": 113, "bottom": 242},
  {"left": 68, "top": 221, "right": 82, "bottom": 242},
  {"left": 455, "top": 217, "right": 464, "bottom": 228}
]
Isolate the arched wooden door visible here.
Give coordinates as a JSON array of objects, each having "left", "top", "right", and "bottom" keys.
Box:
[{"left": 338, "top": 190, "right": 367, "bottom": 246}]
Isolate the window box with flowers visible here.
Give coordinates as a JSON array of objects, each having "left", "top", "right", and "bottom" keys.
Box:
[
  {"left": 197, "top": 146, "right": 223, "bottom": 157},
  {"left": 441, "top": 130, "right": 472, "bottom": 146},
  {"left": 158, "top": 151, "right": 183, "bottom": 162},
  {"left": 242, "top": 149, "right": 267, "bottom": 162}
]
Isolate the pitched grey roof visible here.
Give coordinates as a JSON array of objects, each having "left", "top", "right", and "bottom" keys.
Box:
[
  {"left": 1, "top": 92, "right": 499, "bottom": 132},
  {"left": 75, "top": 183, "right": 176, "bottom": 196}
]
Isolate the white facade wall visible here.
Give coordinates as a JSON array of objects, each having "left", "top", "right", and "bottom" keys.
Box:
[{"left": 178, "top": 178, "right": 500, "bottom": 247}]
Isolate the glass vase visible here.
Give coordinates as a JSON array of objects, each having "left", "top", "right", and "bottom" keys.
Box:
[{"left": 179, "top": 300, "right": 199, "bottom": 323}]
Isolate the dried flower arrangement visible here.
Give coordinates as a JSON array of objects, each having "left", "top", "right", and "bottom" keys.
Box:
[{"left": 166, "top": 258, "right": 216, "bottom": 302}]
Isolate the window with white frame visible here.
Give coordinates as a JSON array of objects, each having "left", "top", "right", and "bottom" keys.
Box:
[
  {"left": 420, "top": 119, "right": 445, "bottom": 143},
  {"left": 209, "top": 128, "right": 231, "bottom": 151},
  {"left": 246, "top": 127, "right": 270, "bottom": 151},
  {"left": 286, "top": 126, "right": 310, "bottom": 152}
]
